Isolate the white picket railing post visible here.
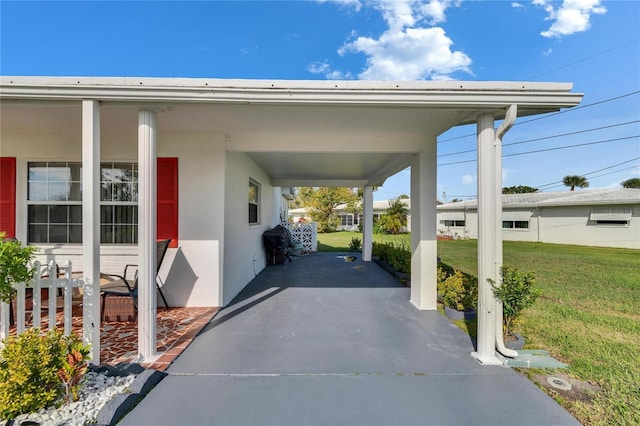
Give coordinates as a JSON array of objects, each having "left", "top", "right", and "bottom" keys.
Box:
[
  {"left": 48, "top": 261, "right": 58, "bottom": 331},
  {"left": 0, "top": 300, "right": 9, "bottom": 341},
  {"left": 0, "top": 260, "right": 84, "bottom": 348},
  {"left": 32, "top": 261, "right": 42, "bottom": 328},
  {"left": 63, "top": 261, "right": 73, "bottom": 335},
  {"left": 16, "top": 285, "right": 26, "bottom": 334}
]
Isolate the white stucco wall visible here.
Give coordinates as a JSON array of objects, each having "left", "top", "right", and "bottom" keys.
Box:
[
  {"left": 538, "top": 205, "right": 640, "bottom": 249},
  {"left": 437, "top": 204, "right": 640, "bottom": 249},
  {"left": 223, "top": 151, "right": 280, "bottom": 306},
  {"left": 1, "top": 124, "right": 227, "bottom": 307}
]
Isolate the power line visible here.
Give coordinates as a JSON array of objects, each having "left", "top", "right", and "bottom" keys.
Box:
[
  {"left": 525, "top": 38, "right": 640, "bottom": 80},
  {"left": 536, "top": 156, "right": 640, "bottom": 189},
  {"left": 437, "top": 90, "right": 640, "bottom": 144},
  {"left": 438, "top": 135, "right": 638, "bottom": 166},
  {"left": 438, "top": 120, "right": 639, "bottom": 158}
]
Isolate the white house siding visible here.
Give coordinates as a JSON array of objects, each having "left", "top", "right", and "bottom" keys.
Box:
[
  {"left": 437, "top": 200, "right": 640, "bottom": 249},
  {"left": 1, "top": 120, "right": 227, "bottom": 307},
  {"left": 539, "top": 205, "right": 640, "bottom": 249},
  {"left": 223, "top": 151, "right": 280, "bottom": 306},
  {"left": 159, "top": 134, "right": 226, "bottom": 307}
]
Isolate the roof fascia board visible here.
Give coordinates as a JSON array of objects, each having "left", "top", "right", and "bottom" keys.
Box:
[{"left": 0, "top": 77, "right": 583, "bottom": 111}]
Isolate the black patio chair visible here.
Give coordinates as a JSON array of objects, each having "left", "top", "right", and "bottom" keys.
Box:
[{"left": 100, "top": 239, "right": 171, "bottom": 319}]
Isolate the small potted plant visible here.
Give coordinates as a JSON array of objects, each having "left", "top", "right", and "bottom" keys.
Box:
[{"left": 491, "top": 265, "right": 542, "bottom": 349}]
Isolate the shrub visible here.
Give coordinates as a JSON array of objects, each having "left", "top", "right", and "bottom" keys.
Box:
[
  {"left": 349, "top": 237, "right": 362, "bottom": 252},
  {"left": 491, "top": 265, "right": 542, "bottom": 336},
  {"left": 372, "top": 218, "right": 389, "bottom": 235},
  {"left": 58, "top": 334, "right": 91, "bottom": 404},
  {"left": 437, "top": 264, "right": 477, "bottom": 311},
  {"left": 372, "top": 240, "right": 411, "bottom": 275},
  {"left": 0, "top": 329, "right": 91, "bottom": 419},
  {"left": 0, "top": 232, "right": 38, "bottom": 303}
]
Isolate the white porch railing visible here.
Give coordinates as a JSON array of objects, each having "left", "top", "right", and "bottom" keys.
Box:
[
  {"left": 0, "top": 261, "right": 84, "bottom": 345},
  {"left": 282, "top": 222, "right": 317, "bottom": 252}
]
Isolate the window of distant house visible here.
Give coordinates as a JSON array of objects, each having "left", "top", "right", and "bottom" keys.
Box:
[
  {"left": 340, "top": 214, "right": 354, "bottom": 226},
  {"left": 502, "top": 220, "right": 529, "bottom": 229},
  {"left": 249, "top": 179, "right": 260, "bottom": 225},
  {"left": 442, "top": 220, "right": 465, "bottom": 227},
  {"left": 595, "top": 220, "right": 629, "bottom": 226}
]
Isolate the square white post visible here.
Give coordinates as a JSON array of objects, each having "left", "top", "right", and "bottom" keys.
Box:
[
  {"left": 410, "top": 145, "right": 437, "bottom": 310},
  {"left": 82, "top": 99, "right": 101, "bottom": 364},
  {"left": 362, "top": 186, "right": 373, "bottom": 261},
  {"left": 138, "top": 109, "right": 158, "bottom": 360},
  {"left": 472, "top": 113, "right": 502, "bottom": 365}
]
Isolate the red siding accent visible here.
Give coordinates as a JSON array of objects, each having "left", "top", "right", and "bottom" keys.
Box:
[
  {"left": 157, "top": 158, "right": 178, "bottom": 248},
  {"left": 0, "top": 158, "right": 16, "bottom": 238}
]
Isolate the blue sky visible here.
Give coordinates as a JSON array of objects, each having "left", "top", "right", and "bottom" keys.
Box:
[{"left": 1, "top": 0, "right": 638, "bottom": 201}]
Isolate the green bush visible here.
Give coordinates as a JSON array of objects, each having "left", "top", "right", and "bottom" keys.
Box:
[
  {"left": 372, "top": 218, "right": 389, "bottom": 235},
  {"left": 349, "top": 237, "right": 361, "bottom": 251},
  {"left": 0, "top": 232, "right": 38, "bottom": 303},
  {"left": 0, "top": 328, "right": 91, "bottom": 420},
  {"left": 437, "top": 264, "right": 477, "bottom": 311},
  {"left": 372, "top": 240, "right": 411, "bottom": 275},
  {"left": 491, "top": 265, "right": 542, "bottom": 336}
]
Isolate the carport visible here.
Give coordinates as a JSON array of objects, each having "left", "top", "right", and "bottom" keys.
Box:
[{"left": 0, "top": 77, "right": 582, "bottom": 365}]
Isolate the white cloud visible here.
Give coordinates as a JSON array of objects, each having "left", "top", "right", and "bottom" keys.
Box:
[
  {"left": 462, "top": 174, "right": 474, "bottom": 184},
  {"left": 307, "top": 61, "right": 331, "bottom": 75},
  {"left": 534, "top": 0, "right": 607, "bottom": 38},
  {"left": 307, "top": 60, "right": 353, "bottom": 79},
  {"left": 337, "top": 0, "right": 471, "bottom": 80},
  {"left": 511, "top": 2, "right": 525, "bottom": 8},
  {"left": 542, "top": 47, "right": 553, "bottom": 56},
  {"left": 316, "top": 0, "right": 363, "bottom": 12}
]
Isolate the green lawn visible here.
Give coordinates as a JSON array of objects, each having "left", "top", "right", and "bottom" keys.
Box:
[
  {"left": 437, "top": 239, "right": 640, "bottom": 426},
  {"left": 316, "top": 231, "right": 410, "bottom": 252},
  {"left": 318, "top": 233, "right": 640, "bottom": 425}
]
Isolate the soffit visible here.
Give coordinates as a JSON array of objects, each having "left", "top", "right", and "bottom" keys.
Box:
[{"left": 0, "top": 77, "right": 583, "bottom": 187}]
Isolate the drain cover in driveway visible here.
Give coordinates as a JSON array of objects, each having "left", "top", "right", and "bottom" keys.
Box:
[{"left": 547, "top": 376, "right": 572, "bottom": 391}]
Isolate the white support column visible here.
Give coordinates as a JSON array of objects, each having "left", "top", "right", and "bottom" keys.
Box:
[
  {"left": 410, "top": 145, "right": 437, "bottom": 310},
  {"left": 362, "top": 186, "right": 373, "bottom": 261},
  {"left": 472, "top": 113, "right": 502, "bottom": 365},
  {"left": 82, "top": 100, "right": 101, "bottom": 364},
  {"left": 138, "top": 110, "right": 158, "bottom": 360}
]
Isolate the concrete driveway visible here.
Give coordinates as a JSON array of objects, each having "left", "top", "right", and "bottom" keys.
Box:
[{"left": 121, "top": 252, "right": 579, "bottom": 426}]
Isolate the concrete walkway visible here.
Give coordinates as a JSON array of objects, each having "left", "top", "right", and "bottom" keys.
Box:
[{"left": 121, "top": 253, "right": 579, "bottom": 426}]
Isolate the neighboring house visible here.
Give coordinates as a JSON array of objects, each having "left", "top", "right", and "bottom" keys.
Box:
[
  {"left": 0, "top": 76, "right": 582, "bottom": 365},
  {"left": 289, "top": 198, "right": 411, "bottom": 232},
  {"left": 437, "top": 189, "right": 640, "bottom": 249}
]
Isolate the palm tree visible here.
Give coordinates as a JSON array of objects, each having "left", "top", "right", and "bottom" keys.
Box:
[
  {"left": 621, "top": 178, "right": 640, "bottom": 189},
  {"left": 562, "top": 175, "right": 590, "bottom": 191},
  {"left": 383, "top": 197, "right": 409, "bottom": 234}
]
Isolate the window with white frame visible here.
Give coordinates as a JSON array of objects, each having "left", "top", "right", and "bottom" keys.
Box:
[
  {"left": 442, "top": 220, "right": 465, "bottom": 227},
  {"left": 27, "top": 162, "right": 139, "bottom": 244},
  {"left": 590, "top": 209, "right": 631, "bottom": 226},
  {"left": 502, "top": 220, "right": 529, "bottom": 229},
  {"left": 340, "top": 214, "right": 354, "bottom": 226},
  {"left": 28, "top": 162, "right": 83, "bottom": 243},
  {"left": 100, "top": 163, "right": 138, "bottom": 244},
  {"left": 249, "top": 179, "right": 260, "bottom": 225}
]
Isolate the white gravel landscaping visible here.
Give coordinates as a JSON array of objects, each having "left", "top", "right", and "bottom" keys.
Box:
[{"left": 4, "top": 371, "right": 137, "bottom": 426}]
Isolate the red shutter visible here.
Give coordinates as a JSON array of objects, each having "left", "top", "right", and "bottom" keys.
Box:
[
  {"left": 0, "top": 158, "right": 16, "bottom": 239},
  {"left": 157, "top": 158, "right": 178, "bottom": 248}
]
